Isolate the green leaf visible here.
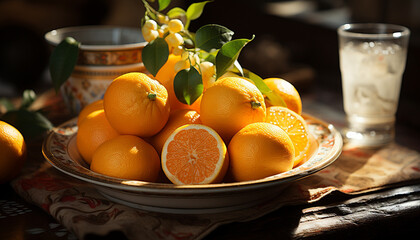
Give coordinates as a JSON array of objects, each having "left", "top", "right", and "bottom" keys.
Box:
[
  {"left": 173, "top": 67, "right": 203, "bottom": 105},
  {"left": 195, "top": 24, "right": 234, "bottom": 52},
  {"left": 167, "top": 7, "right": 186, "bottom": 19},
  {"left": 185, "top": 1, "right": 211, "bottom": 29},
  {"left": 196, "top": 50, "right": 217, "bottom": 64},
  {"left": 186, "top": 1, "right": 211, "bottom": 20},
  {"left": 0, "top": 109, "right": 54, "bottom": 139},
  {"left": 142, "top": 37, "right": 169, "bottom": 76},
  {"left": 243, "top": 70, "right": 287, "bottom": 107},
  {"left": 204, "top": 51, "right": 216, "bottom": 63},
  {"left": 49, "top": 37, "right": 80, "bottom": 93},
  {"left": 158, "top": 0, "right": 171, "bottom": 11},
  {"left": 215, "top": 36, "right": 253, "bottom": 79},
  {"left": 0, "top": 98, "right": 15, "bottom": 111},
  {"left": 20, "top": 90, "right": 36, "bottom": 110}
]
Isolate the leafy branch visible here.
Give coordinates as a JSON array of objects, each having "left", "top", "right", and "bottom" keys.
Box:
[
  {"left": 141, "top": 0, "right": 266, "bottom": 105},
  {"left": 48, "top": 0, "right": 286, "bottom": 108},
  {"left": 0, "top": 90, "right": 54, "bottom": 139}
]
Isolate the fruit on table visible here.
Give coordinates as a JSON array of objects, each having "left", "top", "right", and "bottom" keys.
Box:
[
  {"left": 200, "top": 77, "right": 266, "bottom": 143},
  {"left": 91, "top": 135, "right": 160, "bottom": 182},
  {"left": 161, "top": 124, "right": 229, "bottom": 185},
  {"left": 228, "top": 122, "right": 295, "bottom": 182},
  {"left": 77, "top": 99, "right": 103, "bottom": 126},
  {"left": 76, "top": 71, "right": 315, "bottom": 184},
  {"left": 149, "top": 109, "right": 201, "bottom": 155},
  {"left": 264, "top": 78, "right": 302, "bottom": 115},
  {"left": 0, "top": 121, "right": 26, "bottom": 184},
  {"left": 76, "top": 109, "right": 119, "bottom": 164},
  {"left": 265, "top": 106, "right": 310, "bottom": 167},
  {"left": 104, "top": 72, "right": 170, "bottom": 137},
  {"left": 297, "top": 132, "right": 318, "bottom": 167}
]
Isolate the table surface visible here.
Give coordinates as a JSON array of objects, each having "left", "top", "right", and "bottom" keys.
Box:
[{"left": 1, "top": 88, "right": 420, "bottom": 240}]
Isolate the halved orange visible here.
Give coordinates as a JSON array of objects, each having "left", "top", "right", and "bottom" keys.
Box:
[
  {"left": 161, "top": 124, "right": 229, "bottom": 185},
  {"left": 265, "top": 106, "right": 310, "bottom": 167}
]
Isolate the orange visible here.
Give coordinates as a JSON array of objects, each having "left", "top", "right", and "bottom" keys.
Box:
[
  {"left": 0, "top": 121, "right": 26, "bottom": 183},
  {"left": 77, "top": 99, "right": 104, "bottom": 126},
  {"left": 264, "top": 78, "right": 302, "bottom": 115},
  {"left": 76, "top": 110, "right": 120, "bottom": 164},
  {"left": 90, "top": 135, "right": 161, "bottom": 182},
  {"left": 103, "top": 72, "right": 170, "bottom": 137},
  {"left": 295, "top": 132, "right": 318, "bottom": 167},
  {"left": 218, "top": 71, "right": 255, "bottom": 86},
  {"left": 228, "top": 122, "right": 295, "bottom": 182},
  {"left": 202, "top": 70, "right": 246, "bottom": 89},
  {"left": 149, "top": 109, "right": 201, "bottom": 155},
  {"left": 200, "top": 77, "right": 266, "bottom": 142},
  {"left": 265, "top": 106, "right": 310, "bottom": 167},
  {"left": 155, "top": 54, "right": 201, "bottom": 112},
  {"left": 161, "top": 124, "right": 229, "bottom": 185}
]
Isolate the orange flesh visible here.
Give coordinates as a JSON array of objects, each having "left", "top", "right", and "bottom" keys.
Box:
[
  {"left": 266, "top": 107, "right": 309, "bottom": 158},
  {"left": 166, "top": 129, "right": 220, "bottom": 184}
]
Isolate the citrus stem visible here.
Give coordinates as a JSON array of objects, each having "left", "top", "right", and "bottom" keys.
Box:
[
  {"left": 148, "top": 93, "right": 157, "bottom": 101},
  {"left": 250, "top": 101, "right": 262, "bottom": 109}
]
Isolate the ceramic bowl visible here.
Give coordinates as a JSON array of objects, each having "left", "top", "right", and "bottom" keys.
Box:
[
  {"left": 45, "top": 26, "right": 147, "bottom": 114},
  {"left": 42, "top": 114, "right": 343, "bottom": 214}
]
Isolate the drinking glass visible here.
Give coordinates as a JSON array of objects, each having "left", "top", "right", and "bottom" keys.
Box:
[{"left": 337, "top": 23, "right": 410, "bottom": 147}]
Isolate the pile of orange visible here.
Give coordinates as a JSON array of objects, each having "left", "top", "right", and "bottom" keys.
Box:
[{"left": 76, "top": 68, "right": 316, "bottom": 185}]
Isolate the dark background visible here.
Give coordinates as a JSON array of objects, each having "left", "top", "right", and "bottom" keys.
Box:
[{"left": 0, "top": 0, "right": 419, "bottom": 132}]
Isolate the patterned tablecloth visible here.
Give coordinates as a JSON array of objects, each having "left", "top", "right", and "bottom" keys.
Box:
[{"left": 10, "top": 98, "right": 420, "bottom": 240}]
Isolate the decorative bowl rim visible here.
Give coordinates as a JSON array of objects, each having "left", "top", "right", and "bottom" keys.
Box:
[
  {"left": 42, "top": 114, "right": 343, "bottom": 195},
  {"left": 44, "top": 25, "right": 147, "bottom": 51}
]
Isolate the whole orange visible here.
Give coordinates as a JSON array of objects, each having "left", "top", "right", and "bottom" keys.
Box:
[
  {"left": 0, "top": 121, "right": 26, "bottom": 183},
  {"left": 91, "top": 135, "right": 161, "bottom": 182},
  {"left": 228, "top": 122, "right": 295, "bottom": 182},
  {"left": 154, "top": 54, "right": 201, "bottom": 112},
  {"left": 149, "top": 109, "right": 201, "bottom": 155},
  {"left": 200, "top": 77, "right": 266, "bottom": 142},
  {"left": 77, "top": 99, "right": 104, "bottom": 126},
  {"left": 104, "top": 72, "right": 170, "bottom": 137},
  {"left": 264, "top": 78, "right": 302, "bottom": 115},
  {"left": 76, "top": 110, "right": 120, "bottom": 164}
]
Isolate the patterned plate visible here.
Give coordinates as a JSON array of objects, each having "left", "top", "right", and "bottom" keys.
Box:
[{"left": 42, "top": 114, "right": 342, "bottom": 214}]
